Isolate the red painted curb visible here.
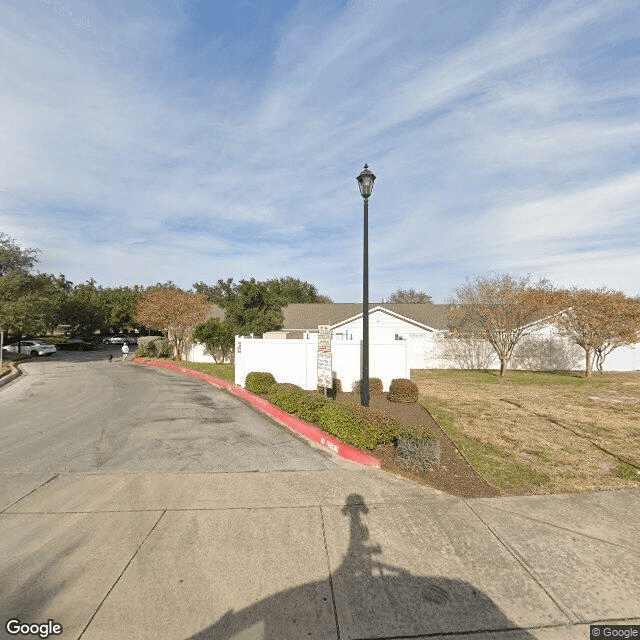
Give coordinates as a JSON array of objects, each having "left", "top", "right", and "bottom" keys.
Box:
[{"left": 134, "top": 358, "right": 381, "bottom": 468}]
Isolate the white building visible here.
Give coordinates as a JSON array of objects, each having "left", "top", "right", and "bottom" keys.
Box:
[{"left": 186, "top": 303, "right": 639, "bottom": 389}]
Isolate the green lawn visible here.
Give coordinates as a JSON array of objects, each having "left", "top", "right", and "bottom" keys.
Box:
[{"left": 167, "top": 361, "right": 235, "bottom": 383}]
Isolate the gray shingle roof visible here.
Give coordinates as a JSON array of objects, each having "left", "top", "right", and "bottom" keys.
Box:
[{"left": 282, "top": 303, "right": 454, "bottom": 331}]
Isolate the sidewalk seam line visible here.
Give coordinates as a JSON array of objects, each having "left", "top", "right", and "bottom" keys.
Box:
[
  {"left": 319, "top": 506, "right": 341, "bottom": 640},
  {"left": 78, "top": 509, "right": 166, "bottom": 638},
  {"left": 470, "top": 503, "right": 640, "bottom": 553},
  {"left": 462, "top": 499, "right": 580, "bottom": 625},
  {"left": 3, "top": 499, "right": 456, "bottom": 515},
  {"left": 0, "top": 474, "right": 60, "bottom": 514}
]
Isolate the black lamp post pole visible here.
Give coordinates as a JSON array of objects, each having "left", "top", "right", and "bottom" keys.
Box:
[
  {"left": 362, "top": 195, "right": 370, "bottom": 407},
  {"left": 356, "top": 163, "right": 375, "bottom": 408}
]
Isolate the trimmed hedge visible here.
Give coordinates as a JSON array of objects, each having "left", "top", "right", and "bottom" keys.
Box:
[
  {"left": 317, "top": 402, "right": 401, "bottom": 451},
  {"left": 352, "top": 377, "right": 384, "bottom": 395},
  {"left": 388, "top": 378, "right": 419, "bottom": 403},
  {"left": 268, "top": 383, "right": 331, "bottom": 424},
  {"left": 296, "top": 392, "right": 332, "bottom": 424},
  {"left": 267, "top": 383, "right": 306, "bottom": 414},
  {"left": 265, "top": 381, "right": 400, "bottom": 451},
  {"left": 245, "top": 371, "right": 277, "bottom": 394},
  {"left": 395, "top": 428, "right": 441, "bottom": 471}
]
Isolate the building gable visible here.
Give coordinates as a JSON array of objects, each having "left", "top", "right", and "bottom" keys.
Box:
[
  {"left": 331, "top": 306, "right": 438, "bottom": 333},
  {"left": 282, "top": 303, "right": 452, "bottom": 331}
]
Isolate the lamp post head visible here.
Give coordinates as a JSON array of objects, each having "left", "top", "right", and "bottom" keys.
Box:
[{"left": 356, "top": 164, "right": 376, "bottom": 199}]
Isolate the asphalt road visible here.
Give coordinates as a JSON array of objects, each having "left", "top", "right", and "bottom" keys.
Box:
[{"left": 0, "top": 349, "right": 347, "bottom": 474}]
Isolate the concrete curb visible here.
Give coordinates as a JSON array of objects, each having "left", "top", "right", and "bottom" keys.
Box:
[
  {"left": 134, "top": 358, "right": 382, "bottom": 468},
  {"left": 0, "top": 362, "right": 21, "bottom": 388}
]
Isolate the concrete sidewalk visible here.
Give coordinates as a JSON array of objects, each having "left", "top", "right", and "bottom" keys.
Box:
[{"left": 1, "top": 469, "right": 638, "bottom": 639}]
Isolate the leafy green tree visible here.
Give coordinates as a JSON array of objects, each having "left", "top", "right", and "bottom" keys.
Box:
[
  {"left": 0, "top": 272, "right": 63, "bottom": 338},
  {"left": 0, "top": 236, "right": 68, "bottom": 339},
  {"left": 193, "top": 276, "right": 331, "bottom": 336},
  {"left": 100, "top": 286, "right": 145, "bottom": 333},
  {"left": 193, "top": 278, "right": 235, "bottom": 306},
  {"left": 265, "top": 276, "right": 328, "bottom": 305},
  {"left": 0, "top": 233, "right": 40, "bottom": 276},
  {"left": 61, "top": 278, "right": 108, "bottom": 336},
  {"left": 192, "top": 318, "right": 235, "bottom": 363},
  {"left": 223, "top": 278, "right": 283, "bottom": 336},
  {"left": 39, "top": 274, "right": 73, "bottom": 334}
]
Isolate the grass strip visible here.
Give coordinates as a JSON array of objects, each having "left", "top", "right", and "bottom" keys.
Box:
[
  {"left": 164, "top": 360, "right": 235, "bottom": 383},
  {"left": 418, "top": 397, "right": 551, "bottom": 491}
]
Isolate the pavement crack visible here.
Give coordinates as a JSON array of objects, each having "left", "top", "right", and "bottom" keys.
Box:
[
  {"left": 0, "top": 474, "right": 60, "bottom": 514},
  {"left": 78, "top": 510, "right": 166, "bottom": 638}
]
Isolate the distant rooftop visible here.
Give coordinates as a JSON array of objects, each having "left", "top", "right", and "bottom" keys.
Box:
[{"left": 282, "top": 303, "right": 454, "bottom": 331}]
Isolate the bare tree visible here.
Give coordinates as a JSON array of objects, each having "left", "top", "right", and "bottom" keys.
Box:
[
  {"left": 511, "top": 335, "right": 582, "bottom": 372},
  {"left": 553, "top": 288, "right": 640, "bottom": 377},
  {"left": 448, "top": 274, "right": 559, "bottom": 377},
  {"left": 388, "top": 288, "right": 433, "bottom": 304},
  {"left": 433, "top": 332, "right": 496, "bottom": 370},
  {"left": 134, "top": 289, "right": 210, "bottom": 361}
]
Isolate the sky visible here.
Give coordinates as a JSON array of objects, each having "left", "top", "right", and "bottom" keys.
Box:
[{"left": 1, "top": 0, "right": 639, "bottom": 303}]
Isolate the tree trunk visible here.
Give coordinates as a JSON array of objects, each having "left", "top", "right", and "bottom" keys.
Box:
[
  {"left": 499, "top": 358, "right": 507, "bottom": 377},
  {"left": 585, "top": 349, "right": 593, "bottom": 377}
]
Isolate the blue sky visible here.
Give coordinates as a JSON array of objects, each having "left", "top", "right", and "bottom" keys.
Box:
[{"left": 1, "top": 0, "right": 639, "bottom": 303}]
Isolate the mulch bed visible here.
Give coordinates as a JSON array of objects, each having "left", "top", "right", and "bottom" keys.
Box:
[{"left": 334, "top": 392, "right": 500, "bottom": 499}]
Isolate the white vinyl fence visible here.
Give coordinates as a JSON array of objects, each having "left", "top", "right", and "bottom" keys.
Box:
[{"left": 234, "top": 333, "right": 409, "bottom": 392}]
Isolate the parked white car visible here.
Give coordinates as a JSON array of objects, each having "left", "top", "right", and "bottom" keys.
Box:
[
  {"left": 2, "top": 341, "right": 57, "bottom": 357},
  {"left": 103, "top": 336, "right": 138, "bottom": 345}
]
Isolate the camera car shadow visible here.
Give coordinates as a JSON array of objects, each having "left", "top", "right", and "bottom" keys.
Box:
[{"left": 186, "top": 493, "right": 537, "bottom": 640}]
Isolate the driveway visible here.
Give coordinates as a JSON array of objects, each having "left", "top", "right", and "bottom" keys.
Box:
[
  {"left": 0, "top": 354, "right": 638, "bottom": 639},
  {"left": 0, "top": 351, "right": 347, "bottom": 473}
]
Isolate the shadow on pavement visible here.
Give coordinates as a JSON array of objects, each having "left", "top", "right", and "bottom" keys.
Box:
[
  {"left": 0, "top": 535, "right": 85, "bottom": 625},
  {"left": 186, "top": 493, "right": 536, "bottom": 640}
]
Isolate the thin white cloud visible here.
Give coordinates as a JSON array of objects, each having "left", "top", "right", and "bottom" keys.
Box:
[{"left": 0, "top": 0, "right": 639, "bottom": 301}]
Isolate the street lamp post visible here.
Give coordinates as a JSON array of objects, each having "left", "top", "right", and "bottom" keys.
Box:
[{"left": 356, "top": 164, "right": 376, "bottom": 407}]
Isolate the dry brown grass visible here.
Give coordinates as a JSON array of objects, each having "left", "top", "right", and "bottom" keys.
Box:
[{"left": 412, "top": 369, "right": 640, "bottom": 495}]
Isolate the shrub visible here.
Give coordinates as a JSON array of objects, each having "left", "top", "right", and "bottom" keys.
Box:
[
  {"left": 388, "top": 378, "right": 419, "bottom": 403},
  {"left": 267, "top": 383, "right": 306, "bottom": 414},
  {"left": 351, "top": 377, "right": 384, "bottom": 395},
  {"left": 316, "top": 402, "right": 401, "bottom": 451},
  {"left": 136, "top": 336, "right": 158, "bottom": 350},
  {"left": 395, "top": 428, "right": 441, "bottom": 471},
  {"left": 135, "top": 344, "right": 151, "bottom": 357},
  {"left": 296, "top": 391, "right": 331, "bottom": 423},
  {"left": 245, "top": 371, "right": 277, "bottom": 394},
  {"left": 269, "top": 383, "right": 331, "bottom": 423},
  {"left": 135, "top": 337, "right": 171, "bottom": 358}
]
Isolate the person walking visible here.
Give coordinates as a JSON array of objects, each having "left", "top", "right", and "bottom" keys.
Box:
[{"left": 121, "top": 342, "right": 129, "bottom": 361}]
